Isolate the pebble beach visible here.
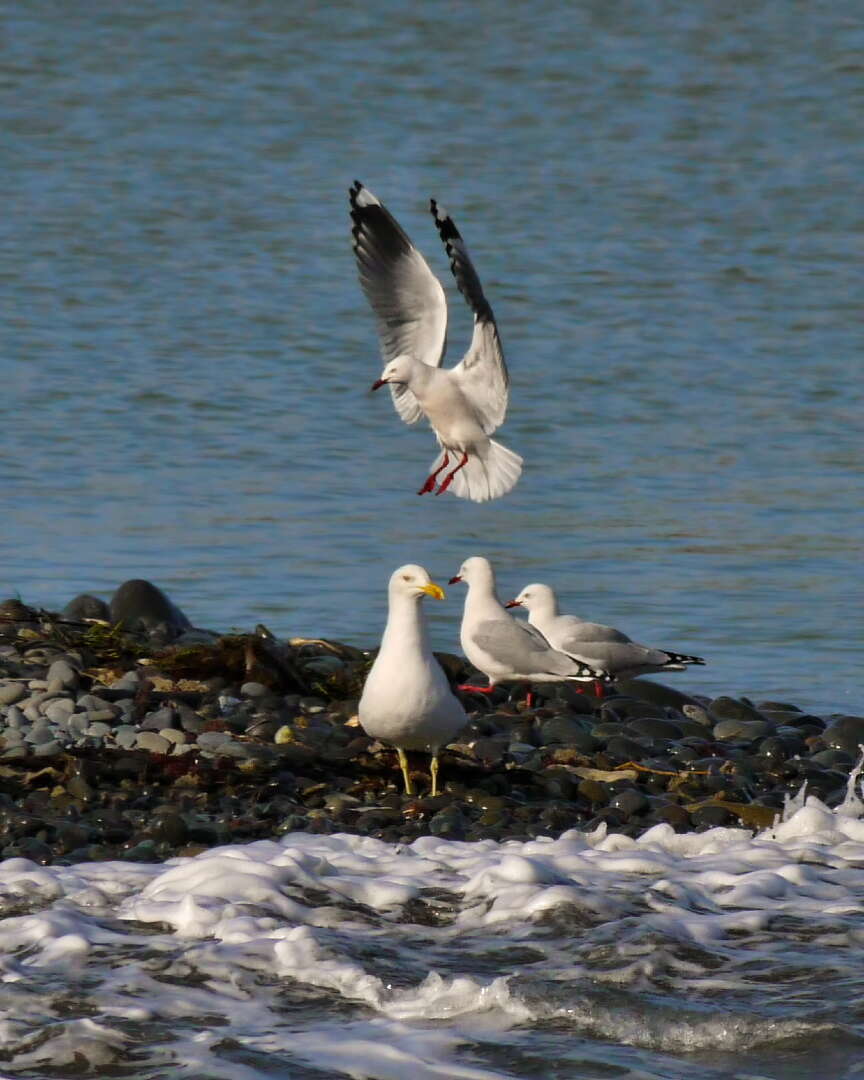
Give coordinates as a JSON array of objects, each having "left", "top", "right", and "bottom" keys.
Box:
[{"left": 2, "top": 582, "right": 860, "bottom": 868}]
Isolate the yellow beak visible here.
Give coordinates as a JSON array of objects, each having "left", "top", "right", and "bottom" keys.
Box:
[{"left": 420, "top": 582, "right": 446, "bottom": 600}]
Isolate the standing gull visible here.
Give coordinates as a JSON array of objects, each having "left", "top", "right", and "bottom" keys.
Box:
[
  {"left": 359, "top": 565, "right": 466, "bottom": 796},
  {"left": 448, "top": 557, "right": 612, "bottom": 697},
  {"left": 349, "top": 181, "right": 523, "bottom": 502},
  {"left": 507, "top": 583, "right": 705, "bottom": 694}
]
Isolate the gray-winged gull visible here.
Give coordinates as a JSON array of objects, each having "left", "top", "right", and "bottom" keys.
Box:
[
  {"left": 448, "top": 557, "right": 612, "bottom": 699},
  {"left": 507, "top": 583, "right": 705, "bottom": 694}
]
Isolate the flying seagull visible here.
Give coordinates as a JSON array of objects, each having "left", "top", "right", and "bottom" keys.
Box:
[{"left": 350, "top": 181, "right": 522, "bottom": 502}]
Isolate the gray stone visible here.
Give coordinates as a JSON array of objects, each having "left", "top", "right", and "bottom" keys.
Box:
[
  {"left": 240, "top": 681, "right": 270, "bottom": 698},
  {"left": 539, "top": 716, "right": 589, "bottom": 745},
  {"left": 85, "top": 722, "right": 113, "bottom": 738},
  {"left": 1, "top": 745, "right": 28, "bottom": 760},
  {"left": 197, "top": 730, "right": 233, "bottom": 751},
  {"left": 42, "top": 698, "right": 76, "bottom": 724},
  {"left": 681, "top": 704, "right": 712, "bottom": 726},
  {"left": 47, "top": 659, "right": 79, "bottom": 691},
  {"left": 114, "top": 726, "right": 138, "bottom": 750},
  {"left": 627, "top": 717, "right": 683, "bottom": 740},
  {"left": 139, "top": 706, "right": 175, "bottom": 732},
  {"left": 0, "top": 684, "right": 26, "bottom": 707},
  {"left": 25, "top": 724, "right": 55, "bottom": 745},
  {"left": 616, "top": 678, "right": 703, "bottom": 709},
  {"left": 822, "top": 716, "right": 864, "bottom": 757},
  {"left": 160, "top": 728, "right": 186, "bottom": 745},
  {"left": 87, "top": 709, "right": 119, "bottom": 724},
  {"left": 109, "top": 678, "right": 140, "bottom": 692},
  {"left": 135, "top": 732, "right": 171, "bottom": 755},
  {"left": 609, "top": 788, "right": 649, "bottom": 817},
  {"left": 0, "top": 729, "right": 24, "bottom": 746},
  {"left": 62, "top": 593, "right": 110, "bottom": 621},
  {"left": 709, "top": 697, "right": 766, "bottom": 725},
  {"left": 713, "top": 718, "right": 771, "bottom": 742},
  {"left": 33, "top": 740, "right": 63, "bottom": 757},
  {"left": 4, "top": 707, "right": 24, "bottom": 728},
  {"left": 110, "top": 579, "right": 192, "bottom": 642},
  {"left": 77, "top": 694, "right": 119, "bottom": 716},
  {"left": 66, "top": 714, "right": 90, "bottom": 738}
]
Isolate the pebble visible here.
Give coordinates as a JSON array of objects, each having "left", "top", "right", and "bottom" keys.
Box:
[
  {"left": 713, "top": 718, "right": 771, "bottom": 741},
  {"left": 42, "top": 699, "right": 76, "bottom": 724},
  {"left": 85, "top": 722, "right": 113, "bottom": 738},
  {"left": 0, "top": 684, "right": 26, "bottom": 707},
  {"left": 47, "top": 659, "right": 79, "bottom": 691},
  {"left": 822, "top": 716, "right": 864, "bottom": 757},
  {"left": 0, "top": 589, "right": 856, "bottom": 866},
  {"left": 197, "top": 731, "right": 234, "bottom": 751},
  {"left": 136, "top": 732, "right": 171, "bottom": 755}
]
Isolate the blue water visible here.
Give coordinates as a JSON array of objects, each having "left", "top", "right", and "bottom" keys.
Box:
[{"left": 2, "top": 1, "right": 861, "bottom": 718}]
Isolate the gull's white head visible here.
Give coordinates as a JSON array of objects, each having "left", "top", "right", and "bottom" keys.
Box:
[
  {"left": 506, "top": 583, "right": 556, "bottom": 612},
  {"left": 372, "top": 354, "right": 415, "bottom": 391},
  {"left": 389, "top": 563, "right": 446, "bottom": 602},
  {"left": 448, "top": 555, "right": 495, "bottom": 589}
]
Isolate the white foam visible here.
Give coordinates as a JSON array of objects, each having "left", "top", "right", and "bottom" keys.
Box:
[{"left": 0, "top": 791, "right": 862, "bottom": 1076}]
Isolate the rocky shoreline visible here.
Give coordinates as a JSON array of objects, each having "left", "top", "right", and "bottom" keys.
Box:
[{"left": 0, "top": 583, "right": 860, "bottom": 867}]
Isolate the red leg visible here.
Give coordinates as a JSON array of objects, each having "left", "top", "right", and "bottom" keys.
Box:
[
  {"left": 526, "top": 689, "right": 535, "bottom": 708},
  {"left": 435, "top": 452, "right": 469, "bottom": 496},
  {"left": 457, "top": 683, "right": 495, "bottom": 694},
  {"left": 594, "top": 680, "right": 605, "bottom": 699},
  {"left": 418, "top": 453, "right": 449, "bottom": 495}
]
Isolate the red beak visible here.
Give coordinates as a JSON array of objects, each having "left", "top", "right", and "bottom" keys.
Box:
[
  {"left": 448, "top": 575, "right": 463, "bottom": 585},
  {"left": 505, "top": 600, "right": 521, "bottom": 609},
  {"left": 371, "top": 378, "right": 387, "bottom": 391}
]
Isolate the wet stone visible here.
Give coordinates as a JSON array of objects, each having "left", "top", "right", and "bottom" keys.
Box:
[
  {"left": 822, "top": 716, "right": 864, "bottom": 757},
  {"left": 539, "top": 716, "right": 590, "bottom": 746},
  {"left": 690, "top": 804, "right": 734, "bottom": 828},
  {"left": 577, "top": 779, "right": 609, "bottom": 804},
  {"left": 604, "top": 735, "right": 648, "bottom": 761},
  {"left": 709, "top": 697, "right": 766, "bottom": 725},
  {"left": 713, "top": 718, "right": 770, "bottom": 741},
  {"left": 626, "top": 717, "right": 682, "bottom": 740},
  {"left": 609, "top": 788, "right": 648, "bottom": 818}
]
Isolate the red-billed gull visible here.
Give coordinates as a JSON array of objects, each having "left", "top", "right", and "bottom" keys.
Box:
[
  {"left": 349, "top": 181, "right": 522, "bottom": 502},
  {"left": 448, "top": 557, "right": 612, "bottom": 699},
  {"left": 507, "top": 582, "right": 705, "bottom": 695},
  {"left": 358, "top": 564, "right": 467, "bottom": 796}
]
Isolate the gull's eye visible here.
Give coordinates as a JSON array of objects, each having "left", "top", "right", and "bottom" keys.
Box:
[{"left": 402, "top": 574, "right": 412, "bottom": 582}]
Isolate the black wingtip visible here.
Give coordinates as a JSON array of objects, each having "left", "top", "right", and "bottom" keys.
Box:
[{"left": 430, "top": 199, "right": 462, "bottom": 244}]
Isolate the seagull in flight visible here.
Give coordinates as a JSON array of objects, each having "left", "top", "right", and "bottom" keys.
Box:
[{"left": 350, "top": 181, "right": 522, "bottom": 502}]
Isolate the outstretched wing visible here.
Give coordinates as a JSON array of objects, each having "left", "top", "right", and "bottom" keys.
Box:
[
  {"left": 431, "top": 199, "right": 510, "bottom": 435},
  {"left": 350, "top": 181, "right": 448, "bottom": 425}
]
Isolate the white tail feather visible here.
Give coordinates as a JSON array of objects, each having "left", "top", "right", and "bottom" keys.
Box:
[{"left": 428, "top": 440, "right": 522, "bottom": 502}]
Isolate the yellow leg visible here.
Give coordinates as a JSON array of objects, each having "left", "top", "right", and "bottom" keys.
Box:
[
  {"left": 397, "top": 748, "right": 414, "bottom": 795},
  {"left": 430, "top": 753, "right": 440, "bottom": 798}
]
